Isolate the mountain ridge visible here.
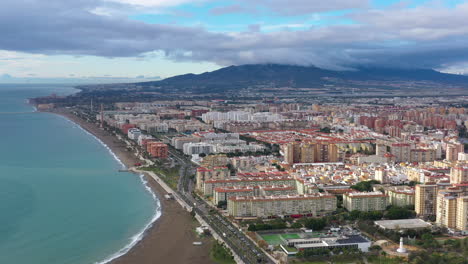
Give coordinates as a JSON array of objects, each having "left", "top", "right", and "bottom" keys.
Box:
[{"left": 133, "top": 64, "right": 468, "bottom": 93}]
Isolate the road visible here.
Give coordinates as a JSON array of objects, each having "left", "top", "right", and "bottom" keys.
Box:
[
  {"left": 74, "top": 109, "right": 275, "bottom": 263},
  {"left": 167, "top": 147, "right": 276, "bottom": 264}
]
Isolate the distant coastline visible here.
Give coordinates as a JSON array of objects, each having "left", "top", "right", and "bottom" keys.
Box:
[{"left": 40, "top": 107, "right": 214, "bottom": 264}]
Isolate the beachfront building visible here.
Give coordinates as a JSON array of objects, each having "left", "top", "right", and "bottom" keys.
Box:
[
  {"left": 127, "top": 128, "right": 141, "bottom": 140},
  {"left": 227, "top": 193, "right": 337, "bottom": 218},
  {"left": 343, "top": 192, "right": 388, "bottom": 212},
  {"left": 146, "top": 142, "right": 168, "bottom": 159}
]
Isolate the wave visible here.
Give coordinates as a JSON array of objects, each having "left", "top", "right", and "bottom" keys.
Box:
[
  {"left": 57, "top": 116, "right": 127, "bottom": 169},
  {"left": 94, "top": 174, "right": 162, "bottom": 264},
  {"left": 53, "top": 114, "right": 163, "bottom": 264}
]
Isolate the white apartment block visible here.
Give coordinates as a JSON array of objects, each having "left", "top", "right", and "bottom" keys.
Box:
[
  {"left": 183, "top": 142, "right": 214, "bottom": 155},
  {"left": 343, "top": 192, "right": 388, "bottom": 212},
  {"left": 228, "top": 194, "right": 337, "bottom": 218}
]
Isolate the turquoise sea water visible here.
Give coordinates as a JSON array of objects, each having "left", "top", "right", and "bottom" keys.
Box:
[{"left": 0, "top": 84, "right": 159, "bottom": 264}]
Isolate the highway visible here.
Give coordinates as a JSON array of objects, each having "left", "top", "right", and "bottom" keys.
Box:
[
  {"left": 73, "top": 109, "right": 275, "bottom": 263},
  {"left": 168, "top": 147, "right": 276, "bottom": 264}
]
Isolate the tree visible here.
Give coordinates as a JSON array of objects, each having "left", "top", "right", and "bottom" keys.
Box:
[
  {"left": 247, "top": 224, "right": 257, "bottom": 232},
  {"left": 291, "top": 222, "right": 303, "bottom": 229},
  {"left": 385, "top": 206, "right": 415, "bottom": 220},
  {"left": 258, "top": 240, "right": 268, "bottom": 250},
  {"left": 351, "top": 180, "right": 380, "bottom": 192},
  {"left": 304, "top": 218, "right": 327, "bottom": 230},
  {"left": 420, "top": 233, "right": 438, "bottom": 249}
]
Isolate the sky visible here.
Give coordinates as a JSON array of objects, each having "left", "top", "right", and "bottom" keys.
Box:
[{"left": 1, "top": 0, "right": 468, "bottom": 82}]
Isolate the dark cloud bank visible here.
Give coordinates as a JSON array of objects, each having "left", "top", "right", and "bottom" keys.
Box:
[{"left": 1, "top": 0, "right": 468, "bottom": 71}]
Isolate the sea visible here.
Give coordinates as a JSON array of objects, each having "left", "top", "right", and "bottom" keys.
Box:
[{"left": 0, "top": 84, "right": 160, "bottom": 264}]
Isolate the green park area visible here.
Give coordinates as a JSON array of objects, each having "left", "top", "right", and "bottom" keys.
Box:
[
  {"left": 210, "top": 241, "right": 235, "bottom": 264},
  {"left": 142, "top": 165, "right": 180, "bottom": 190}
]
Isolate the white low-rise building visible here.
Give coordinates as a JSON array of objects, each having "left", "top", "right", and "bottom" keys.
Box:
[{"left": 128, "top": 128, "right": 141, "bottom": 140}]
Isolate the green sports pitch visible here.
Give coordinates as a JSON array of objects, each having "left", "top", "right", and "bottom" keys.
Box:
[{"left": 260, "top": 233, "right": 301, "bottom": 245}]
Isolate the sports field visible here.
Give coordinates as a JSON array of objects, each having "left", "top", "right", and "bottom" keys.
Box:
[{"left": 260, "top": 233, "right": 301, "bottom": 245}]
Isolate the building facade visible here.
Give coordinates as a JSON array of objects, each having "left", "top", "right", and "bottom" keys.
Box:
[
  {"left": 415, "top": 183, "right": 438, "bottom": 217},
  {"left": 228, "top": 194, "right": 337, "bottom": 218},
  {"left": 343, "top": 192, "right": 388, "bottom": 212}
]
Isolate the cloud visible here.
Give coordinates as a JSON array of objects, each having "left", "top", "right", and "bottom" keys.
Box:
[
  {"left": 210, "top": 5, "right": 252, "bottom": 15},
  {"left": 218, "top": 0, "right": 369, "bottom": 15},
  {"left": 1, "top": 0, "right": 468, "bottom": 72},
  {"left": 105, "top": 0, "right": 206, "bottom": 8},
  {"left": 0, "top": 74, "right": 13, "bottom": 79}
]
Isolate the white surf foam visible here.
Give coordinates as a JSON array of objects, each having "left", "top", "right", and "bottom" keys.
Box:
[
  {"left": 94, "top": 174, "right": 162, "bottom": 264},
  {"left": 54, "top": 115, "right": 163, "bottom": 264}
]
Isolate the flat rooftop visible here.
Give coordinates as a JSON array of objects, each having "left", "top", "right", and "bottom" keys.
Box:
[{"left": 374, "top": 219, "right": 431, "bottom": 230}]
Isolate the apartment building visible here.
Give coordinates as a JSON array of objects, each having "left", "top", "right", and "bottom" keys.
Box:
[
  {"left": 183, "top": 142, "right": 214, "bottom": 155},
  {"left": 456, "top": 196, "right": 468, "bottom": 233},
  {"left": 374, "top": 168, "right": 388, "bottom": 183},
  {"left": 436, "top": 188, "right": 461, "bottom": 229},
  {"left": 410, "top": 149, "right": 436, "bottom": 163},
  {"left": 450, "top": 165, "right": 468, "bottom": 184},
  {"left": 390, "top": 143, "right": 411, "bottom": 162},
  {"left": 146, "top": 142, "right": 168, "bottom": 159},
  {"left": 415, "top": 183, "right": 438, "bottom": 216},
  {"left": 195, "top": 166, "right": 230, "bottom": 191},
  {"left": 343, "top": 192, "right": 388, "bottom": 212},
  {"left": 388, "top": 187, "right": 415, "bottom": 207},
  {"left": 284, "top": 142, "right": 339, "bottom": 165},
  {"left": 171, "top": 136, "right": 202, "bottom": 150},
  {"left": 203, "top": 176, "right": 296, "bottom": 196},
  {"left": 447, "top": 143, "right": 465, "bottom": 162},
  {"left": 144, "top": 123, "right": 169, "bottom": 133},
  {"left": 213, "top": 186, "right": 255, "bottom": 205},
  {"left": 213, "top": 185, "right": 296, "bottom": 205},
  {"left": 227, "top": 193, "right": 337, "bottom": 218}
]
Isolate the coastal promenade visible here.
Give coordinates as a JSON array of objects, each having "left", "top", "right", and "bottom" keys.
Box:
[
  {"left": 48, "top": 108, "right": 214, "bottom": 264},
  {"left": 132, "top": 168, "right": 247, "bottom": 264},
  {"left": 152, "top": 149, "right": 278, "bottom": 264},
  {"left": 51, "top": 107, "right": 275, "bottom": 264}
]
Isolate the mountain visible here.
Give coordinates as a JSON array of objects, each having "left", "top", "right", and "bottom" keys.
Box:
[{"left": 133, "top": 64, "right": 468, "bottom": 93}]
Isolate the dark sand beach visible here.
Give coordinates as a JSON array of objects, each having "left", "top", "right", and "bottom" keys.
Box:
[{"left": 49, "top": 108, "right": 215, "bottom": 264}]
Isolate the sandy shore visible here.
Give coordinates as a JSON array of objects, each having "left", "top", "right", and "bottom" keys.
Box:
[{"left": 47, "top": 108, "right": 215, "bottom": 264}]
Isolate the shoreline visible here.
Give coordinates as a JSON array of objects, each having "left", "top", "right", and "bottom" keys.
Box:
[{"left": 45, "top": 108, "right": 214, "bottom": 264}]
